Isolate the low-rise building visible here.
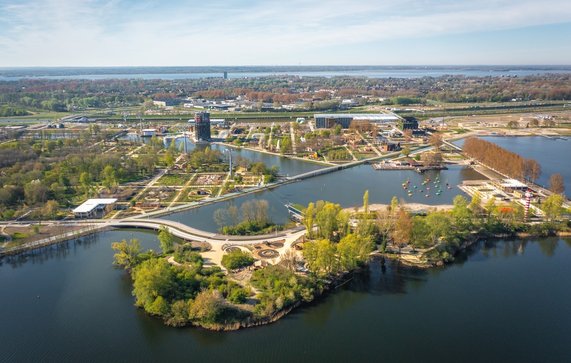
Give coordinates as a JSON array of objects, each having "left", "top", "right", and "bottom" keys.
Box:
[
  {"left": 314, "top": 113, "right": 399, "bottom": 129},
  {"left": 73, "top": 198, "right": 117, "bottom": 218}
]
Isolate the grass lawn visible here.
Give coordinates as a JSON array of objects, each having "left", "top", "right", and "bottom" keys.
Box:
[{"left": 156, "top": 173, "right": 189, "bottom": 186}]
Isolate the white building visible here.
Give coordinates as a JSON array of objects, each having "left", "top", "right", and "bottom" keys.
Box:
[{"left": 73, "top": 198, "right": 117, "bottom": 218}]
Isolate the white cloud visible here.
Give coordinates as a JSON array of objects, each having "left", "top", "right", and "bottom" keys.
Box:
[{"left": 0, "top": 0, "right": 570, "bottom": 65}]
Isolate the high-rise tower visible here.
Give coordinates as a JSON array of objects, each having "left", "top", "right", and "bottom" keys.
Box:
[{"left": 194, "top": 111, "right": 211, "bottom": 142}]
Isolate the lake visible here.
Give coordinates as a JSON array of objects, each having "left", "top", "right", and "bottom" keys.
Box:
[
  {"left": 2, "top": 66, "right": 571, "bottom": 81},
  {"left": 1, "top": 230, "right": 570, "bottom": 362},
  {"left": 1, "top": 135, "right": 570, "bottom": 362}
]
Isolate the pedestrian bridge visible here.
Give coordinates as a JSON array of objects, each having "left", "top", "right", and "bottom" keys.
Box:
[{"left": 107, "top": 218, "right": 305, "bottom": 246}]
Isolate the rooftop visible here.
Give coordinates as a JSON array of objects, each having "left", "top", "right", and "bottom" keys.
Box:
[
  {"left": 73, "top": 198, "right": 118, "bottom": 213},
  {"left": 500, "top": 179, "right": 528, "bottom": 188},
  {"left": 314, "top": 113, "right": 400, "bottom": 121}
]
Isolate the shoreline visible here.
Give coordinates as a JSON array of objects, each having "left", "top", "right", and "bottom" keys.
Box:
[{"left": 155, "top": 229, "right": 571, "bottom": 332}]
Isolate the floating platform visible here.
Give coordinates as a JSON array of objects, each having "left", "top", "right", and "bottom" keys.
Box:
[{"left": 372, "top": 162, "right": 448, "bottom": 172}]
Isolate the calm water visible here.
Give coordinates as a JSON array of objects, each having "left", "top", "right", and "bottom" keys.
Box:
[
  {"left": 1, "top": 230, "right": 570, "bottom": 362},
  {"left": 2, "top": 136, "right": 570, "bottom": 362},
  {"left": 165, "top": 164, "right": 483, "bottom": 232},
  {"left": 2, "top": 66, "right": 571, "bottom": 80},
  {"left": 455, "top": 136, "right": 571, "bottom": 197}
]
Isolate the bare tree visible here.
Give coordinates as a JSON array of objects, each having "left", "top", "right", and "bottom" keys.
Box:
[{"left": 549, "top": 173, "right": 565, "bottom": 195}]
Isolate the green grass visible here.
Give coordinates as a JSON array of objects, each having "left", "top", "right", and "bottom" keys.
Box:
[
  {"left": 12, "top": 232, "right": 30, "bottom": 240},
  {"left": 156, "top": 174, "right": 188, "bottom": 186}
]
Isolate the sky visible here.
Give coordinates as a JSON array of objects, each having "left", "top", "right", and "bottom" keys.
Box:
[{"left": 0, "top": 0, "right": 571, "bottom": 67}]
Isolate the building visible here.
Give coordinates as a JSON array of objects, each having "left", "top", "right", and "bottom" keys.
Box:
[
  {"left": 73, "top": 198, "right": 117, "bottom": 218},
  {"left": 141, "top": 129, "right": 157, "bottom": 137},
  {"left": 314, "top": 113, "right": 399, "bottom": 129},
  {"left": 397, "top": 117, "right": 419, "bottom": 130},
  {"left": 378, "top": 139, "right": 401, "bottom": 152},
  {"left": 493, "top": 179, "right": 529, "bottom": 193},
  {"left": 194, "top": 111, "right": 211, "bottom": 141}
]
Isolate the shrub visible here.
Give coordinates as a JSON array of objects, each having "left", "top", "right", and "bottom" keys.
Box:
[{"left": 221, "top": 250, "right": 255, "bottom": 270}]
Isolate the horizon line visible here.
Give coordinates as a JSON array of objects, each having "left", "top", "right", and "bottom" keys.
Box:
[{"left": 2, "top": 64, "right": 571, "bottom": 69}]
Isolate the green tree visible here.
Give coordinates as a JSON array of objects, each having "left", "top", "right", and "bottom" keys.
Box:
[
  {"left": 132, "top": 258, "right": 175, "bottom": 311},
  {"left": 315, "top": 202, "right": 342, "bottom": 240},
  {"left": 304, "top": 202, "right": 315, "bottom": 238},
  {"left": 79, "top": 171, "right": 92, "bottom": 197},
  {"left": 451, "top": 195, "right": 472, "bottom": 231},
  {"left": 111, "top": 239, "right": 142, "bottom": 270},
  {"left": 401, "top": 146, "right": 411, "bottom": 157},
  {"left": 363, "top": 190, "right": 369, "bottom": 214},
  {"left": 303, "top": 239, "right": 339, "bottom": 277},
  {"left": 102, "top": 165, "right": 118, "bottom": 190},
  {"left": 542, "top": 194, "right": 564, "bottom": 221},
  {"left": 158, "top": 226, "right": 175, "bottom": 254},
  {"left": 337, "top": 234, "right": 374, "bottom": 271}
]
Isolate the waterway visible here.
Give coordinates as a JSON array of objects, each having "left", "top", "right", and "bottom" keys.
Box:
[
  {"left": 454, "top": 136, "right": 571, "bottom": 197},
  {"left": 164, "top": 164, "right": 483, "bottom": 232},
  {"left": 2, "top": 66, "right": 571, "bottom": 81},
  {"left": 1, "top": 230, "right": 570, "bottom": 362}
]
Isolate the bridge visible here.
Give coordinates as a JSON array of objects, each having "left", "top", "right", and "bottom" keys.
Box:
[{"left": 107, "top": 218, "right": 306, "bottom": 245}]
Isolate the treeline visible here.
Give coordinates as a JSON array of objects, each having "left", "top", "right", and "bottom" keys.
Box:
[
  {"left": 0, "top": 105, "right": 30, "bottom": 116},
  {"left": 213, "top": 199, "right": 282, "bottom": 235},
  {"left": 0, "top": 138, "right": 158, "bottom": 220},
  {"left": 2, "top": 74, "right": 571, "bottom": 114},
  {"left": 463, "top": 137, "right": 541, "bottom": 181}
]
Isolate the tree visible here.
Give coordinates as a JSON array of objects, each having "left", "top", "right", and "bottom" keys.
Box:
[
  {"left": 411, "top": 216, "right": 431, "bottom": 248},
  {"left": 333, "top": 124, "right": 342, "bottom": 136},
  {"left": 132, "top": 258, "right": 175, "bottom": 311},
  {"left": 429, "top": 133, "right": 443, "bottom": 150},
  {"left": 188, "top": 290, "right": 225, "bottom": 324},
  {"left": 451, "top": 195, "right": 472, "bottom": 230},
  {"left": 389, "top": 196, "right": 399, "bottom": 215},
  {"left": 41, "top": 200, "right": 59, "bottom": 219},
  {"left": 542, "top": 194, "right": 564, "bottom": 221},
  {"left": 469, "top": 192, "right": 484, "bottom": 217},
  {"left": 79, "top": 171, "right": 92, "bottom": 197},
  {"left": 24, "top": 180, "right": 48, "bottom": 205},
  {"left": 425, "top": 211, "right": 452, "bottom": 245},
  {"left": 302, "top": 239, "right": 339, "bottom": 276},
  {"left": 549, "top": 173, "right": 565, "bottom": 195},
  {"left": 102, "top": 165, "right": 118, "bottom": 190},
  {"left": 304, "top": 202, "right": 315, "bottom": 238},
  {"left": 337, "top": 234, "right": 374, "bottom": 270},
  {"left": 363, "top": 190, "right": 369, "bottom": 214},
  {"left": 158, "top": 226, "right": 175, "bottom": 254},
  {"left": 112, "top": 239, "right": 142, "bottom": 270},
  {"left": 221, "top": 249, "right": 255, "bottom": 270},
  {"left": 392, "top": 208, "right": 412, "bottom": 247},
  {"left": 401, "top": 146, "right": 411, "bottom": 157},
  {"left": 314, "top": 202, "right": 342, "bottom": 240}
]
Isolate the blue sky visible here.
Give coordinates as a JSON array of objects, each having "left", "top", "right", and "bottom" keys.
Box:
[{"left": 0, "top": 0, "right": 570, "bottom": 66}]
